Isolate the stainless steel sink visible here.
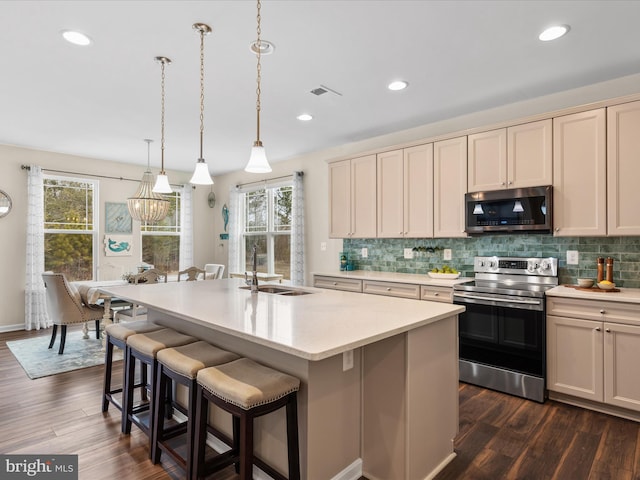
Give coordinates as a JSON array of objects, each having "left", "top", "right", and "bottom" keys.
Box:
[{"left": 239, "top": 285, "right": 312, "bottom": 296}]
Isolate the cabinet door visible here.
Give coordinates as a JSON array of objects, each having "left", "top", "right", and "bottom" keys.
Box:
[
  {"left": 377, "top": 149, "right": 404, "bottom": 238},
  {"left": 404, "top": 144, "right": 433, "bottom": 238},
  {"left": 508, "top": 119, "right": 553, "bottom": 189},
  {"left": 433, "top": 137, "right": 467, "bottom": 238},
  {"left": 607, "top": 101, "right": 640, "bottom": 235},
  {"left": 329, "top": 159, "right": 351, "bottom": 238},
  {"left": 547, "top": 315, "right": 603, "bottom": 401},
  {"left": 552, "top": 109, "right": 607, "bottom": 236},
  {"left": 351, "top": 155, "right": 377, "bottom": 238},
  {"left": 604, "top": 322, "right": 640, "bottom": 412},
  {"left": 467, "top": 128, "right": 506, "bottom": 192}
]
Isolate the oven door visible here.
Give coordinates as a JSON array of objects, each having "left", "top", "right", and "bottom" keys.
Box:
[{"left": 454, "top": 292, "right": 545, "bottom": 377}]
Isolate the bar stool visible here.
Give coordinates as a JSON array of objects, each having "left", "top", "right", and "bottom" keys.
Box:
[
  {"left": 102, "top": 320, "right": 163, "bottom": 421},
  {"left": 122, "top": 328, "right": 198, "bottom": 449},
  {"left": 151, "top": 341, "right": 240, "bottom": 478},
  {"left": 193, "top": 358, "right": 301, "bottom": 480}
]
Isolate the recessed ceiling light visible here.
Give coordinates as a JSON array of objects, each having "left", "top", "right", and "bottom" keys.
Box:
[
  {"left": 249, "top": 40, "right": 275, "bottom": 55},
  {"left": 61, "top": 30, "right": 92, "bottom": 46},
  {"left": 538, "top": 25, "right": 570, "bottom": 41},
  {"left": 297, "top": 114, "right": 313, "bottom": 121},
  {"left": 388, "top": 80, "right": 408, "bottom": 91}
]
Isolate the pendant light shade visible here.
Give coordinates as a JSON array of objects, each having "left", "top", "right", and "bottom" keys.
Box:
[
  {"left": 128, "top": 139, "right": 170, "bottom": 224},
  {"left": 189, "top": 23, "right": 214, "bottom": 186},
  {"left": 245, "top": 0, "right": 272, "bottom": 173},
  {"left": 152, "top": 56, "right": 173, "bottom": 194}
]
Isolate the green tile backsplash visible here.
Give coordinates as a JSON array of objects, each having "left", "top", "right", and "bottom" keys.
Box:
[{"left": 344, "top": 235, "right": 640, "bottom": 288}]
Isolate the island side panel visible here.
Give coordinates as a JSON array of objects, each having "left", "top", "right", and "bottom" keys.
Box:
[{"left": 362, "top": 315, "right": 459, "bottom": 480}]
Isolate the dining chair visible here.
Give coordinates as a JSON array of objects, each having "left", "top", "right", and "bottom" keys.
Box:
[
  {"left": 204, "top": 263, "right": 225, "bottom": 279},
  {"left": 42, "top": 272, "right": 105, "bottom": 354},
  {"left": 115, "top": 269, "right": 167, "bottom": 322},
  {"left": 177, "top": 266, "right": 206, "bottom": 281}
]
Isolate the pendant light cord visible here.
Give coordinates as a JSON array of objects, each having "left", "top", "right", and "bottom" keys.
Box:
[
  {"left": 255, "top": 0, "right": 262, "bottom": 144},
  {"left": 145, "top": 138, "right": 152, "bottom": 170},
  {"left": 160, "top": 60, "right": 166, "bottom": 174},
  {"left": 199, "top": 27, "right": 205, "bottom": 160}
]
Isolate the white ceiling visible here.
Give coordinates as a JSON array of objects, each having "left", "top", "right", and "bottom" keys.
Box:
[{"left": 2, "top": 0, "right": 640, "bottom": 177}]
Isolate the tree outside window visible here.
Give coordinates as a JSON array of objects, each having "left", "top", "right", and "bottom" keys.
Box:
[
  {"left": 44, "top": 177, "right": 97, "bottom": 281},
  {"left": 243, "top": 185, "right": 292, "bottom": 279},
  {"left": 141, "top": 191, "right": 181, "bottom": 275}
]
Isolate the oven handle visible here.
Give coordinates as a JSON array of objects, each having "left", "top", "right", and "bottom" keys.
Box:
[{"left": 453, "top": 292, "right": 542, "bottom": 306}]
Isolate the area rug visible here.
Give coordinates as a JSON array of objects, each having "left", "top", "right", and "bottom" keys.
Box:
[{"left": 6, "top": 330, "right": 122, "bottom": 379}]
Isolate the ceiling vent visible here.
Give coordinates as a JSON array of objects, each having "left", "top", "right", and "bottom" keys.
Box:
[{"left": 310, "top": 85, "right": 342, "bottom": 97}]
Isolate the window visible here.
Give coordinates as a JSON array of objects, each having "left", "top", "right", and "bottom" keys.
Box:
[
  {"left": 44, "top": 176, "right": 98, "bottom": 281},
  {"left": 242, "top": 184, "right": 292, "bottom": 279},
  {"left": 141, "top": 190, "right": 181, "bottom": 275}
]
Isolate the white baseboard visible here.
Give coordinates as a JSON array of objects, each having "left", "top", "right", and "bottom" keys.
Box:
[
  {"left": 331, "top": 459, "right": 363, "bottom": 480},
  {"left": 0, "top": 324, "right": 26, "bottom": 333}
]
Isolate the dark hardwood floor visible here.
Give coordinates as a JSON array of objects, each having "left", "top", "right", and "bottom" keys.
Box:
[{"left": 2, "top": 326, "right": 640, "bottom": 480}]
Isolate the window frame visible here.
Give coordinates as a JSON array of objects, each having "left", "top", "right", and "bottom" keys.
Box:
[
  {"left": 43, "top": 174, "right": 99, "bottom": 280},
  {"left": 241, "top": 180, "right": 293, "bottom": 278},
  {"left": 140, "top": 189, "right": 182, "bottom": 274}
]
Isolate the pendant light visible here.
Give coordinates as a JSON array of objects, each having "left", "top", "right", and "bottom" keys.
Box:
[
  {"left": 245, "top": 0, "right": 272, "bottom": 173},
  {"left": 127, "top": 139, "right": 170, "bottom": 224},
  {"left": 152, "top": 56, "right": 173, "bottom": 194},
  {"left": 189, "top": 23, "right": 214, "bottom": 185}
]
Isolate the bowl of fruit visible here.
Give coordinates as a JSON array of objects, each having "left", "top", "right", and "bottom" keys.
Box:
[
  {"left": 428, "top": 266, "right": 460, "bottom": 279},
  {"left": 597, "top": 280, "right": 616, "bottom": 290}
]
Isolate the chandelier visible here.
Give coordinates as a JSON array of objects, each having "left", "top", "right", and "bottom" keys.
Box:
[{"left": 127, "top": 139, "right": 170, "bottom": 224}]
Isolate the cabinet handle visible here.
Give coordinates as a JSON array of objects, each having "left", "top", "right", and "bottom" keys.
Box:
[
  {"left": 332, "top": 282, "right": 338, "bottom": 285},
  {"left": 600, "top": 309, "right": 605, "bottom": 314},
  {"left": 434, "top": 292, "right": 439, "bottom": 296},
  {"left": 508, "top": 181, "right": 513, "bottom": 186},
  {"left": 595, "top": 327, "right": 601, "bottom": 331},
  {"left": 606, "top": 328, "right": 611, "bottom": 333},
  {"left": 555, "top": 227, "right": 560, "bottom": 232},
  {"left": 386, "top": 287, "right": 392, "bottom": 291},
  {"left": 501, "top": 182, "right": 506, "bottom": 186}
]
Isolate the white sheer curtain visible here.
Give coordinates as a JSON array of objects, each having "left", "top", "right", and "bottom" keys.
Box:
[
  {"left": 290, "top": 172, "right": 305, "bottom": 285},
  {"left": 25, "top": 165, "right": 51, "bottom": 330},
  {"left": 179, "top": 184, "right": 194, "bottom": 270},
  {"left": 227, "top": 187, "right": 242, "bottom": 275}
]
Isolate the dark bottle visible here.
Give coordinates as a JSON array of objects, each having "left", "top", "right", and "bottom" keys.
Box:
[{"left": 597, "top": 257, "right": 605, "bottom": 283}]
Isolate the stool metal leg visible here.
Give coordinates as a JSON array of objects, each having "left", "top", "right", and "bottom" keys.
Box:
[{"left": 101, "top": 337, "right": 114, "bottom": 412}]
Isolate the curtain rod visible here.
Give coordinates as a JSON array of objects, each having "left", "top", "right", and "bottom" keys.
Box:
[
  {"left": 20, "top": 165, "right": 184, "bottom": 187},
  {"left": 235, "top": 171, "right": 303, "bottom": 188}
]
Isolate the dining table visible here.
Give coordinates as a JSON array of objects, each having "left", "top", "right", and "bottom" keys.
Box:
[{"left": 71, "top": 279, "right": 129, "bottom": 339}]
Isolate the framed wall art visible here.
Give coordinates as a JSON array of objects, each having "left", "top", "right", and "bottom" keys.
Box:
[
  {"left": 105, "top": 202, "right": 132, "bottom": 234},
  {"left": 104, "top": 235, "right": 133, "bottom": 256}
]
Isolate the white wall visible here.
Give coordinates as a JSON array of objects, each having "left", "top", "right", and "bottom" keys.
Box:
[{"left": 3, "top": 72, "right": 640, "bottom": 331}]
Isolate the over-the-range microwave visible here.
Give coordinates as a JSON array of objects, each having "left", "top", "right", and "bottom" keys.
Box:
[{"left": 464, "top": 185, "right": 553, "bottom": 235}]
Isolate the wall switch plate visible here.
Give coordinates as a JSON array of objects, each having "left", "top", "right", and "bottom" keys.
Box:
[
  {"left": 567, "top": 250, "right": 579, "bottom": 265},
  {"left": 361, "top": 247, "right": 368, "bottom": 258},
  {"left": 443, "top": 249, "right": 452, "bottom": 260},
  {"left": 404, "top": 248, "right": 413, "bottom": 259},
  {"left": 343, "top": 350, "right": 354, "bottom": 371},
  {"left": 320, "top": 242, "right": 327, "bottom": 251}
]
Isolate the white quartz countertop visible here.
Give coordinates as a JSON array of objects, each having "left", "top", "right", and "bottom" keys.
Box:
[
  {"left": 101, "top": 278, "right": 464, "bottom": 361},
  {"left": 547, "top": 285, "right": 640, "bottom": 304},
  {"left": 313, "top": 270, "right": 472, "bottom": 287}
]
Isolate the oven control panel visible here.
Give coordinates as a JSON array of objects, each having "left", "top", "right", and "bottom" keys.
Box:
[{"left": 474, "top": 256, "right": 558, "bottom": 276}]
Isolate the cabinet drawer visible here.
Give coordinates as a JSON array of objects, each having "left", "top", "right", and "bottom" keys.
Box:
[
  {"left": 313, "top": 275, "right": 363, "bottom": 293},
  {"left": 547, "top": 296, "right": 640, "bottom": 325},
  {"left": 420, "top": 285, "right": 453, "bottom": 303},
  {"left": 362, "top": 280, "right": 420, "bottom": 300}
]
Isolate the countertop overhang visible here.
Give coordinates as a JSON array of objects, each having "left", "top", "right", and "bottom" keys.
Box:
[
  {"left": 546, "top": 285, "right": 640, "bottom": 304},
  {"left": 313, "top": 269, "right": 472, "bottom": 287},
  {"left": 101, "top": 278, "right": 464, "bottom": 361}
]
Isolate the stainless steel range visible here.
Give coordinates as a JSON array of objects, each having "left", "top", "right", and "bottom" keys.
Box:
[{"left": 453, "top": 256, "right": 558, "bottom": 403}]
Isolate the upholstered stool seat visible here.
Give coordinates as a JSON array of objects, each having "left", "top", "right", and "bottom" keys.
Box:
[
  {"left": 102, "top": 320, "right": 163, "bottom": 416},
  {"left": 194, "top": 358, "right": 301, "bottom": 480},
  {"left": 122, "top": 328, "right": 197, "bottom": 451},
  {"left": 151, "top": 341, "right": 240, "bottom": 478}
]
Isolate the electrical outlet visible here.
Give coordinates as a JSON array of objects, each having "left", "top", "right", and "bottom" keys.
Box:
[
  {"left": 404, "top": 248, "right": 413, "bottom": 259},
  {"left": 567, "top": 250, "right": 579, "bottom": 265},
  {"left": 320, "top": 242, "right": 327, "bottom": 251},
  {"left": 443, "top": 249, "right": 452, "bottom": 261},
  {"left": 361, "top": 247, "right": 368, "bottom": 258},
  {"left": 343, "top": 350, "right": 354, "bottom": 371}
]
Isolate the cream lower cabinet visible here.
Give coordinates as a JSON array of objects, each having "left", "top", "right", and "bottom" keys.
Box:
[{"left": 547, "top": 297, "right": 640, "bottom": 412}]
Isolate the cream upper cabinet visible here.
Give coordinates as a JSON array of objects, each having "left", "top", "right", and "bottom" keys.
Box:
[
  {"left": 377, "top": 145, "right": 433, "bottom": 238},
  {"left": 467, "top": 119, "right": 552, "bottom": 192},
  {"left": 607, "top": 101, "right": 640, "bottom": 235},
  {"left": 329, "top": 155, "right": 377, "bottom": 238},
  {"left": 433, "top": 136, "right": 467, "bottom": 238},
  {"left": 552, "top": 109, "right": 607, "bottom": 236}
]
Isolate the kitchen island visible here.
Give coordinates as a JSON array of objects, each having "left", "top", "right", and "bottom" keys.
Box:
[{"left": 101, "top": 278, "right": 464, "bottom": 480}]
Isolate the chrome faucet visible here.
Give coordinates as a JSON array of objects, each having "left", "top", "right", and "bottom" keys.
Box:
[{"left": 245, "top": 243, "right": 259, "bottom": 293}]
